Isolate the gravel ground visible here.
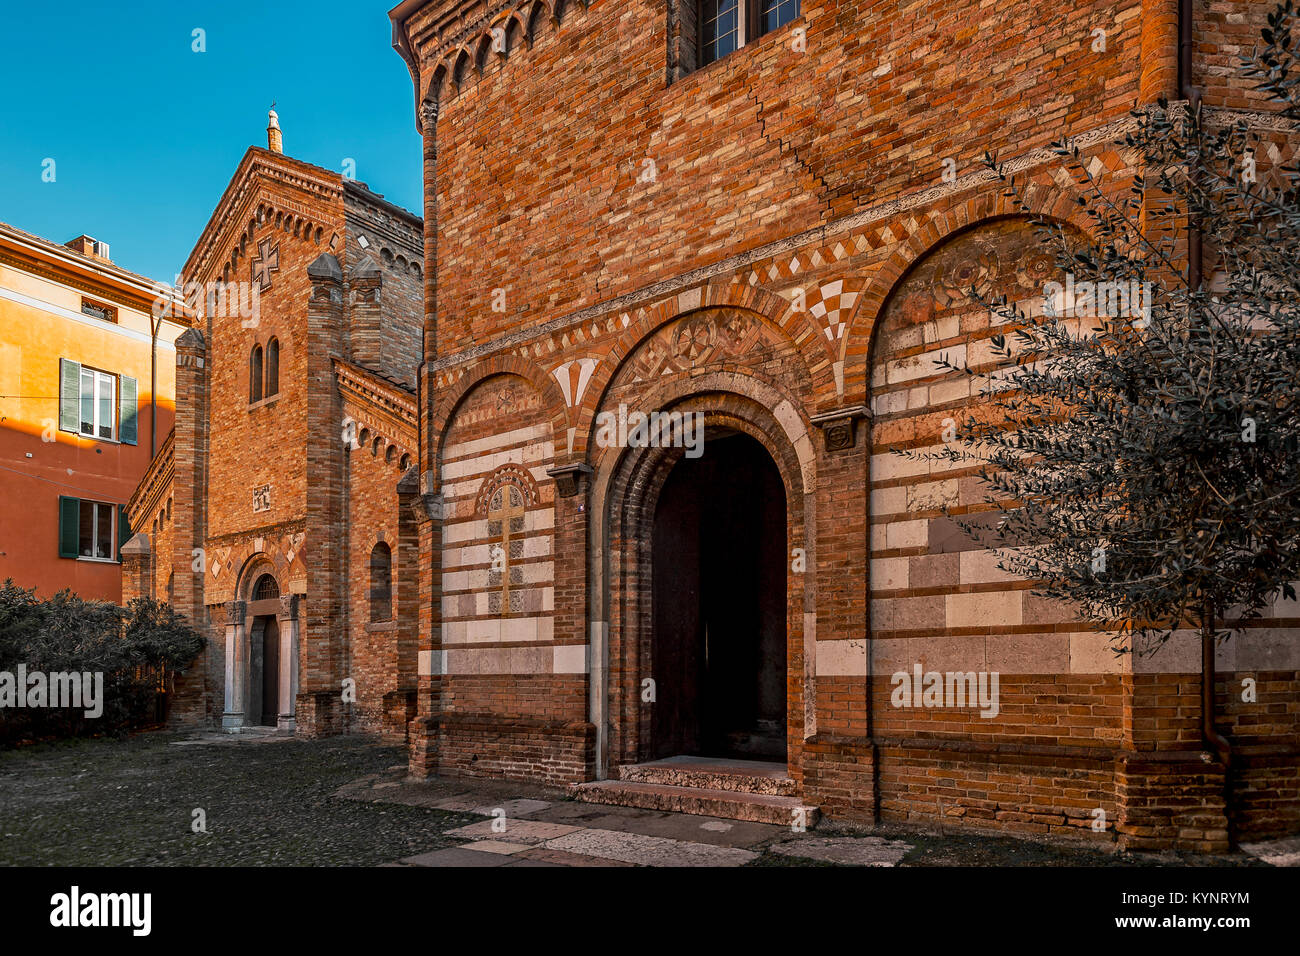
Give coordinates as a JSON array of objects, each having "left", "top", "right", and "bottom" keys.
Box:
[{"left": 0, "top": 733, "right": 479, "bottom": 866}]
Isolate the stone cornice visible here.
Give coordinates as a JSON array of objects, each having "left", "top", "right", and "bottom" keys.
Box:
[
  {"left": 392, "top": 0, "right": 591, "bottom": 129},
  {"left": 334, "top": 357, "right": 418, "bottom": 432},
  {"left": 183, "top": 148, "right": 345, "bottom": 284},
  {"left": 343, "top": 180, "right": 423, "bottom": 237},
  {"left": 0, "top": 224, "right": 189, "bottom": 321},
  {"left": 125, "top": 427, "right": 175, "bottom": 525}
]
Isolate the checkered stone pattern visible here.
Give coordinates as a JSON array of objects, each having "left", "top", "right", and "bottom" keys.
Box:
[
  {"left": 801, "top": 279, "right": 861, "bottom": 344},
  {"left": 741, "top": 218, "right": 925, "bottom": 288}
]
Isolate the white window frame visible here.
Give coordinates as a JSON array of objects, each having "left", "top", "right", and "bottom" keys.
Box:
[
  {"left": 79, "top": 366, "right": 117, "bottom": 441},
  {"left": 78, "top": 500, "right": 117, "bottom": 562}
]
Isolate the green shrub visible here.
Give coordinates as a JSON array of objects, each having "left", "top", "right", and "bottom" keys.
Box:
[{"left": 0, "top": 581, "right": 205, "bottom": 745}]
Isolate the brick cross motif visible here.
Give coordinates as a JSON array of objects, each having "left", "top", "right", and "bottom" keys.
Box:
[
  {"left": 487, "top": 483, "right": 525, "bottom": 615},
  {"left": 251, "top": 239, "right": 280, "bottom": 291}
]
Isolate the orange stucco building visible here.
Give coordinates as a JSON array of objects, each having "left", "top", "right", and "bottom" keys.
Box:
[{"left": 0, "top": 223, "right": 188, "bottom": 602}]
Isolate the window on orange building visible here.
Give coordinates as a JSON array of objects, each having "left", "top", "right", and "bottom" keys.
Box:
[
  {"left": 58, "top": 358, "right": 137, "bottom": 445},
  {"left": 58, "top": 496, "right": 127, "bottom": 561},
  {"left": 80, "top": 298, "right": 117, "bottom": 323}
]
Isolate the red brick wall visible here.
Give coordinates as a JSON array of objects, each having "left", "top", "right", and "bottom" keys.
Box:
[
  {"left": 415, "top": 0, "right": 1152, "bottom": 352},
  {"left": 397, "top": 0, "right": 1299, "bottom": 848}
]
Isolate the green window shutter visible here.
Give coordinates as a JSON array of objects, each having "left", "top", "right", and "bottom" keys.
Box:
[
  {"left": 117, "top": 504, "right": 131, "bottom": 560},
  {"left": 58, "top": 496, "right": 80, "bottom": 558},
  {"left": 118, "top": 375, "right": 138, "bottom": 445},
  {"left": 59, "top": 359, "right": 81, "bottom": 432}
]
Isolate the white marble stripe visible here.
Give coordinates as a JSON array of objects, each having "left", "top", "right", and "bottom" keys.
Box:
[
  {"left": 443, "top": 423, "right": 551, "bottom": 461},
  {"left": 440, "top": 442, "right": 555, "bottom": 482}
]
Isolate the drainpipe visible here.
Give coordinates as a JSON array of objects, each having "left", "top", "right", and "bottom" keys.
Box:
[{"left": 150, "top": 311, "right": 160, "bottom": 458}]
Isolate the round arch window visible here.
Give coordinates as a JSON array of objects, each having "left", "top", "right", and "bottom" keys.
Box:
[{"left": 252, "top": 574, "right": 280, "bottom": 601}]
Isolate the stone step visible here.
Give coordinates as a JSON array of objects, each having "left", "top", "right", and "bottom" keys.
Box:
[
  {"left": 617, "top": 760, "right": 797, "bottom": 796},
  {"left": 571, "top": 780, "right": 819, "bottom": 828}
]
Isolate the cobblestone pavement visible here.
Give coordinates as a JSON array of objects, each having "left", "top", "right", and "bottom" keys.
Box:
[{"left": 0, "top": 733, "right": 1288, "bottom": 867}]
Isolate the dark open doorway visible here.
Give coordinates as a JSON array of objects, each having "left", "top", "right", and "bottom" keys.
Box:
[
  {"left": 650, "top": 430, "right": 787, "bottom": 762},
  {"left": 260, "top": 616, "right": 280, "bottom": 727},
  {"left": 249, "top": 614, "right": 280, "bottom": 728}
]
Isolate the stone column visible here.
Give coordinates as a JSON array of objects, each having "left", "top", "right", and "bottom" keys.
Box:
[
  {"left": 409, "top": 95, "right": 442, "bottom": 774},
  {"left": 221, "top": 600, "right": 247, "bottom": 731},
  {"left": 277, "top": 594, "right": 300, "bottom": 733}
]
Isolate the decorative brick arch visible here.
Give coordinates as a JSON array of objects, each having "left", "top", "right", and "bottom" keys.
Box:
[
  {"left": 587, "top": 369, "right": 816, "bottom": 497},
  {"left": 474, "top": 463, "right": 542, "bottom": 517},
  {"left": 572, "top": 280, "right": 831, "bottom": 459},
  {"left": 423, "top": 66, "right": 448, "bottom": 109},
  {"left": 236, "top": 554, "right": 281, "bottom": 604},
  {"left": 586, "top": 383, "right": 817, "bottom": 778},
  {"left": 431, "top": 0, "right": 581, "bottom": 105},
  {"left": 840, "top": 176, "right": 1101, "bottom": 400},
  {"left": 431, "top": 357, "right": 569, "bottom": 489}
]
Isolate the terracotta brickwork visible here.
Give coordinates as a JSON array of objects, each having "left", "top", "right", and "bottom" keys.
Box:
[
  {"left": 124, "top": 143, "right": 423, "bottom": 741},
  {"left": 389, "top": 0, "right": 1300, "bottom": 850}
]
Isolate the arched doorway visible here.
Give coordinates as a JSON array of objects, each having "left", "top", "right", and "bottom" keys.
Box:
[
  {"left": 248, "top": 573, "right": 281, "bottom": 728},
  {"left": 650, "top": 431, "right": 787, "bottom": 761}
]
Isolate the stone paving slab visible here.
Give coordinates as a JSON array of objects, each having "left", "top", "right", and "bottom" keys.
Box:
[
  {"left": 527, "top": 800, "right": 784, "bottom": 848},
  {"left": 544, "top": 827, "right": 758, "bottom": 867},
  {"left": 469, "top": 798, "right": 554, "bottom": 818},
  {"left": 463, "top": 840, "right": 533, "bottom": 855},
  {"left": 170, "top": 729, "right": 296, "bottom": 746},
  {"left": 514, "top": 847, "right": 636, "bottom": 867},
  {"left": 401, "top": 847, "right": 514, "bottom": 867},
  {"left": 1240, "top": 836, "right": 1300, "bottom": 867},
  {"left": 500, "top": 856, "right": 565, "bottom": 867},
  {"left": 769, "top": 835, "right": 913, "bottom": 867},
  {"left": 446, "top": 820, "right": 582, "bottom": 844}
]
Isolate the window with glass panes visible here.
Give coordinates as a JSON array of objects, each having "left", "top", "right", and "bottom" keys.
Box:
[
  {"left": 78, "top": 367, "right": 116, "bottom": 440},
  {"left": 78, "top": 500, "right": 115, "bottom": 560},
  {"left": 760, "top": 0, "right": 800, "bottom": 33},
  {"left": 697, "top": 0, "right": 800, "bottom": 68}
]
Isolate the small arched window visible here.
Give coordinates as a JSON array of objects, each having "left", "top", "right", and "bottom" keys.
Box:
[
  {"left": 265, "top": 337, "right": 280, "bottom": 397},
  {"left": 249, "top": 345, "right": 263, "bottom": 403},
  {"left": 253, "top": 574, "right": 280, "bottom": 601},
  {"left": 369, "top": 542, "right": 392, "bottom": 623},
  {"left": 166, "top": 572, "right": 175, "bottom": 604}
]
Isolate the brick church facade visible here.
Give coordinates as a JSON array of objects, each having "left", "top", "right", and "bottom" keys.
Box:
[
  {"left": 122, "top": 118, "right": 426, "bottom": 740},
  {"left": 384, "top": 0, "right": 1300, "bottom": 851},
  {"left": 118, "top": 0, "right": 1300, "bottom": 852}
]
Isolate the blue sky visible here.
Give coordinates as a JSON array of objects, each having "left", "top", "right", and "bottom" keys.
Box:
[{"left": 0, "top": 0, "right": 422, "bottom": 282}]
